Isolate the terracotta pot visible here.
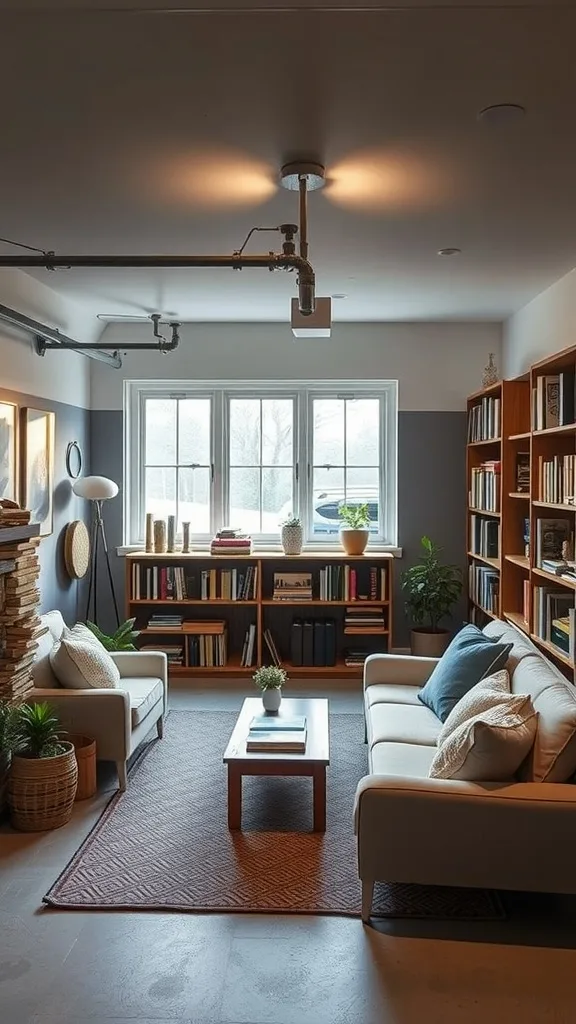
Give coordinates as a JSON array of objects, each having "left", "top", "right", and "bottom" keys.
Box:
[
  {"left": 410, "top": 628, "right": 450, "bottom": 658},
  {"left": 262, "top": 687, "right": 282, "bottom": 713},
  {"left": 340, "top": 527, "right": 369, "bottom": 556}
]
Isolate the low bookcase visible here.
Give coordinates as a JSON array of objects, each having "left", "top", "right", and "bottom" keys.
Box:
[{"left": 125, "top": 551, "right": 394, "bottom": 679}]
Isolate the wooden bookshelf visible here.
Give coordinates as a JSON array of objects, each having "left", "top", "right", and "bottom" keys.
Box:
[{"left": 125, "top": 551, "right": 394, "bottom": 679}]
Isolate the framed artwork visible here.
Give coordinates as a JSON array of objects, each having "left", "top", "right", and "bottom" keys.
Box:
[
  {"left": 22, "top": 408, "right": 55, "bottom": 536},
  {"left": 0, "top": 401, "right": 17, "bottom": 502}
]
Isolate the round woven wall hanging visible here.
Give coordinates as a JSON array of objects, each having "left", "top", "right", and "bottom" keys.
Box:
[{"left": 64, "top": 520, "right": 90, "bottom": 579}]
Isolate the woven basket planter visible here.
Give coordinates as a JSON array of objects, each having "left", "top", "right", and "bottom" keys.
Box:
[{"left": 8, "top": 741, "right": 78, "bottom": 832}]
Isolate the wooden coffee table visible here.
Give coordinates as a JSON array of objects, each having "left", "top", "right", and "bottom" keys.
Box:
[{"left": 223, "top": 697, "right": 330, "bottom": 832}]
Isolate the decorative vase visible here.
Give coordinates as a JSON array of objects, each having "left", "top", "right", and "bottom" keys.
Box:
[
  {"left": 262, "top": 687, "right": 282, "bottom": 713},
  {"left": 8, "top": 742, "right": 78, "bottom": 832},
  {"left": 281, "top": 524, "right": 303, "bottom": 555},
  {"left": 167, "top": 515, "right": 176, "bottom": 552},
  {"left": 339, "top": 526, "right": 369, "bottom": 556},
  {"left": 182, "top": 522, "right": 191, "bottom": 553},
  {"left": 153, "top": 519, "right": 167, "bottom": 553},
  {"left": 482, "top": 353, "right": 499, "bottom": 388},
  {"left": 145, "top": 513, "right": 154, "bottom": 553}
]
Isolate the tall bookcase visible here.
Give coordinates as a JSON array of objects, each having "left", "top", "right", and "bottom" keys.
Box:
[
  {"left": 125, "top": 552, "right": 393, "bottom": 679},
  {"left": 467, "top": 348, "right": 576, "bottom": 683}
]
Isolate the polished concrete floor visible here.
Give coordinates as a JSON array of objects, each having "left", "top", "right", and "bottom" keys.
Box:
[{"left": 1, "top": 683, "right": 576, "bottom": 1024}]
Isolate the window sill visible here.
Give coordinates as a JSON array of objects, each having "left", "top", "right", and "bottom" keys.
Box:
[{"left": 117, "top": 544, "right": 403, "bottom": 558}]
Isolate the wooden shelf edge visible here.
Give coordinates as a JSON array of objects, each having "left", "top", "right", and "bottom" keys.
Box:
[
  {"left": 130, "top": 599, "right": 258, "bottom": 605},
  {"left": 467, "top": 437, "right": 502, "bottom": 447},
  {"left": 507, "top": 432, "right": 531, "bottom": 441},
  {"left": 467, "top": 382, "right": 502, "bottom": 401},
  {"left": 532, "top": 567, "right": 576, "bottom": 590},
  {"left": 503, "top": 611, "right": 529, "bottom": 635},
  {"left": 533, "top": 423, "right": 576, "bottom": 437},
  {"left": 508, "top": 492, "right": 530, "bottom": 499},
  {"left": 532, "top": 501, "right": 576, "bottom": 512},
  {"left": 530, "top": 635, "right": 574, "bottom": 669},
  {"left": 467, "top": 552, "right": 500, "bottom": 569},
  {"left": 468, "top": 507, "right": 501, "bottom": 518},
  {"left": 504, "top": 554, "right": 529, "bottom": 570}
]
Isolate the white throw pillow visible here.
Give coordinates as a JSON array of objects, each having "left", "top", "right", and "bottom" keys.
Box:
[
  {"left": 437, "top": 669, "right": 511, "bottom": 746},
  {"left": 50, "top": 623, "right": 120, "bottom": 690},
  {"left": 429, "top": 694, "right": 537, "bottom": 782}
]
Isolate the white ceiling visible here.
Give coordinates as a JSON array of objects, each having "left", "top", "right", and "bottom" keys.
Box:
[{"left": 1, "top": 1, "right": 576, "bottom": 322}]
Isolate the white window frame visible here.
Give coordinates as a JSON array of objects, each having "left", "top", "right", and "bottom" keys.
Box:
[{"left": 123, "top": 379, "right": 398, "bottom": 551}]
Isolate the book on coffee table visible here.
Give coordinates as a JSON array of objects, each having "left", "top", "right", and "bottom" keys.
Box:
[
  {"left": 246, "top": 727, "right": 307, "bottom": 753},
  {"left": 249, "top": 715, "right": 306, "bottom": 732}
]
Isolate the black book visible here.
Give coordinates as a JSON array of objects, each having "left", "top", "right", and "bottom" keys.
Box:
[
  {"left": 302, "top": 620, "right": 314, "bottom": 666},
  {"left": 559, "top": 370, "right": 576, "bottom": 426},
  {"left": 313, "top": 620, "right": 326, "bottom": 667},
  {"left": 486, "top": 520, "right": 499, "bottom": 558},
  {"left": 325, "top": 619, "right": 336, "bottom": 667},
  {"left": 291, "top": 619, "right": 303, "bottom": 666}
]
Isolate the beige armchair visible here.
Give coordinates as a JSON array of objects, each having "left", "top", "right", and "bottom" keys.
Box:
[{"left": 30, "top": 611, "right": 167, "bottom": 790}]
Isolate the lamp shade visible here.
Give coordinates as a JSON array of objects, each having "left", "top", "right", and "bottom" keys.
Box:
[{"left": 72, "top": 475, "right": 118, "bottom": 501}]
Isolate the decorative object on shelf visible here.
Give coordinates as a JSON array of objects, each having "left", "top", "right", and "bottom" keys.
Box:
[
  {"left": 482, "top": 353, "right": 499, "bottom": 389},
  {"left": 145, "top": 513, "right": 154, "bottom": 553},
  {"left": 21, "top": 407, "right": 55, "bottom": 537},
  {"left": 253, "top": 665, "right": 287, "bottom": 713},
  {"left": 72, "top": 475, "right": 120, "bottom": 627},
  {"left": 7, "top": 701, "right": 78, "bottom": 832},
  {"left": 402, "top": 536, "right": 462, "bottom": 657},
  {"left": 339, "top": 503, "right": 370, "bottom": 556},
  {"left": 154, "top": 518, "right": 167, "bottom": 553},
  {"left": 281, "top": 514, "right": 303, "bottom": 555},
  {"left": 167, "top": 515, "right": 176, "bottom": 552},
  {"left": 65, "top": 440, "right": 82, "bottom": 479},
  {"left": 0, "top": 401, "right": 17, "bottom": 502},
  {"left": 182, "top": 521, "right": 191, "bottom": 553},
  {"left": 64, "top": 520, "right": 90, "bottom": 579},
  {"left": 86, "top": 617, "right": 139, "bottom": 652}
]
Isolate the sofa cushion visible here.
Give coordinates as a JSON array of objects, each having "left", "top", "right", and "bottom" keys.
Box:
[
  {"left": 366, "top": 683, "right": 422, "bottom": 708},
  {"left": 437, "top": 669, "right": 510, "bottom": 745},
  {"left": 510, "top": 654, "right": 576, "bottom": 782},
  {"left": 32, "top": 610, "right": 66, "bottom": 689},
  {"left": 429, "top": 695, "right": 537, "bottom": 782},
  {"left": 369, "top": 702, "right": 441, "bottom": 748},
  {"left": 50, "top": 624, "right": 120, "bottom": 690},
  {"left": 483, "top": 620, "right": 540, "bottom": 672},
  {"left": 370, "top": 741, "right": 436, "bottom": 778},
  {"left": 418, "top": 624, "right": 512, "bottom": 722},
  {"left": 119, "top": 677, "right": 164, "bottom": 728}
]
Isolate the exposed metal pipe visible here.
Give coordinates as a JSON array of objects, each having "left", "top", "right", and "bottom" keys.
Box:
[
  {"left": 48, "top": 320, "right": 181, "bottom": 355},
  {"left": 299, "top": 176, "right": 309, "bottom": 261},
  {"left": 0, "top": 252, "right": 316, "bottom": 316},
  {"left": 0, "top": 303, "right": 122, "bottom": 369}
]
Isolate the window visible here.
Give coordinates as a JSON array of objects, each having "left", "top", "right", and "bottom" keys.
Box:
[{"left": 126, "top": 381, "right": 397, "bottom": 547}]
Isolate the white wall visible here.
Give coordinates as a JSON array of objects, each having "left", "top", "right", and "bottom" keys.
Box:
[
  {"left": 503, "top": 266, "right": 576, "bottom": 379},
  {"left": 91, "top": 321, "right": 502, "bottom": 410}
]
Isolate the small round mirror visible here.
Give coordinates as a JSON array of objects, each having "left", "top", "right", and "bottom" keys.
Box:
[{"left": 66, "top": 440, "right": 83, "bottom": 479}]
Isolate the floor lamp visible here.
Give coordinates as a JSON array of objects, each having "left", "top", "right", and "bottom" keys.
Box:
[{"left": 72, "top": 475, "right": 120, "bottom": 628}]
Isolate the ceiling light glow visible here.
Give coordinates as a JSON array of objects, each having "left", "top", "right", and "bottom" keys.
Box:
[
  {"left": 326, "top": 149, "right": 449, "bottom": 212},
  {"left": 145, "top": 147, "right": 276, "bottom": 210}
]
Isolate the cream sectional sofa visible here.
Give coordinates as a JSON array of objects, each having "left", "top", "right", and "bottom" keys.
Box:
[
  {"left": 355, "top": 620, "right": 576, "bottom": 922},
  {"left": 30, "top": 610, "right": 167, "bottom": 790}
]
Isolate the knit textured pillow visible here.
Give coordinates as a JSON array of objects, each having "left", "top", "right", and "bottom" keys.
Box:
[
  {"left": 429, "top": 694, "right": 537, "bottom": 782},
  {"left": 50, "top": 624, "right": 120, "bottom": 690},
  {"left": 437, "top": 669, "right": 511, "bottom": 747}
]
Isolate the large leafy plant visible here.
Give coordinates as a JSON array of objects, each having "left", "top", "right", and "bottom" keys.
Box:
[
  {"left": 86, "top": 618, "right": 139, "bottom": 652},
  {"left": 339, "top": 503, "right": 370, "bottom": 529},
  {"left": 402, "top": 536, "right": 462, "bottom": 633},
  {"left": 11, "top": 702, "right": 67, "bottom": 759}
]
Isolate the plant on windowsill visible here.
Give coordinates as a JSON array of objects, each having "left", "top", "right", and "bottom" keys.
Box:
[
  {"left": 253, "top": 665, "right": 287, "bottom": 713},
  {"left": 86, "top": 617, "right": 139, "bottom": 652},
  {"left": 280, "top": 514, "right": 303, "bottom": 556},
  {"left": 339, "top": 502, "right": 370, "bottom": 556},
  {"left": 7, "top": 702, "right": 78, "bottom": 831},
  {"left": 401, "top": 536, "right": 462, "bottom": 657}
]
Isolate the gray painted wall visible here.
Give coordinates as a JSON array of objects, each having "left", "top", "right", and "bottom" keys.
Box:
[
  {"left": 0, "top": 386, "right": 90, "bottom": 624},
  {"left": 91, "top": 409, "right": 466, "bottom": 646}
]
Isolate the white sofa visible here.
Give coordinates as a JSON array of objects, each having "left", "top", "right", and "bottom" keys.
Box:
[
  {"left": 30, "top": 610, "right": 168, "bottom": 790},
  {"left": 355, "top": 620, "right": 576, "bottom": 922}
]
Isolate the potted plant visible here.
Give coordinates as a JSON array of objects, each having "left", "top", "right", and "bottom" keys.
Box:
[
  {"left": 401, "top": 536, "right": 462, "bottom": 657},
  {"left": 339, "top": 502, "right": 370, "bottom": 556},
  {"left": 281, "top": 514, "right": 303, "bottom": 555},
  {"left": 0, "top": 699, "right": 17, "bottom": 811},
  {"left": 253, "top": 665, "right": 287, "bottom": 713},
  {"left": 86, "top": 617, "right": 139, "bottom": 651},
  {"left": 7, "top": 701, "right": 78, "bottom": 832}
]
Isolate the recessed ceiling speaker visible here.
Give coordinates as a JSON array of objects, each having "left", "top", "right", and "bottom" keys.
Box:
[{"left": 291, "top": 297, "right": 331, "bottom": 338}]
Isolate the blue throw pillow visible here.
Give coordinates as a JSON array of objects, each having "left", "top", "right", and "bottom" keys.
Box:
[{"left": 418, "top": 624, "right": 512, "bottom": 722}]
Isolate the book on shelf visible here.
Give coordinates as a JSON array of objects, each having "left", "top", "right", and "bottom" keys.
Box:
[
  {"left": 263, "top": 628, "right": 282, "bottom": 666},
  {"left": 533, "top": 371, "right": 575, "bottom": 430},
  {"left": 469, "top": 461, "right": 501, "bottom": 512},
  {"left": 535, "top": 518, "right": 573, "bottom": 569},
  {"left": 246, "top": 727, "right": 307, "bottom": 753},
  {"left": 318, "top": 564, "right": 386, "bottom": 602},
  {"left": 250, "top": 714, "right": 306, "bottom": 732},
  {"left": 524, "top": 517, "right": 530, "bottom": 560},
  {"left": 467, "top": 395, "right": 501, "bottom": 442},
  {"left": 344, "top": 606, "right": 386, "bottom": 634},
  {"left": 515, "top": 453, "right": 530, "bottom": 493},
  {"left": 199, "top": 565, "right": 257, "bottom": 601},
  {"left": 273, "top": 572, "right": 313, "bottom": 601},
  {"left": 240, "top": 623, "right": 257, "bottom": 667},
  {"left": 146, "top": 613, "right": 183, "bottom": 630},
  {"left": 131, "top": 564, "right": 188, "bottom": 601},
  {"left": 210, "top": 529, "right": 252, "bottom": 555},
  {"left": 140, "top": 642, "right": 184, "bottom": 665},
  {"left": 533, "top": 587, "right": 575, "bottom": 659},
  {"left": 344, "top": 649, "right": 371, "bottom": 667},
  {"left": 523, "top": 579, "right": 530, "bottom": 625},
  {"left": 187, "top": 628, "right": 227, "bottom": 667},
  {"left": 468, "top": 562, "right": 499, "bottom": 614},
  {"left": 538, "top": 454, "right": 576, "bottom": 506},
  {"left": 469, "top": 514, "right": 500, "bottom": 559}
]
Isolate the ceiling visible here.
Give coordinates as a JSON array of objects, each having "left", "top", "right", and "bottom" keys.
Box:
[{"left": 1, "top": 1, "right": 576, "bottom": 323}]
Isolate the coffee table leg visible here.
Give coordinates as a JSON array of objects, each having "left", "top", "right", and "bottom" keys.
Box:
[
  {"left": 313, "top": 766, "right": 326, "bottom": 832},
  {"left": 228, "top": 765, "right": 242, "bottom": 830}
]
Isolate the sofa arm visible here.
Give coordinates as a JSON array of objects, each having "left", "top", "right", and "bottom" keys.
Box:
[
  {"left": 364, "top": 653, "right": 439, "bottom": 689},
  {"left": 28, "top": 687, "right": 131, "bottom": 761},
  {"left": 111, "top": 651, "right": 168, "bottom": 710},
  {"left": 354, "top": 774, "right": 576, "bottom": 893}
]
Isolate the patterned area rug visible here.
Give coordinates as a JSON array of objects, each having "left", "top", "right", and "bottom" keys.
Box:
[{"left": 45, "top": 711, "right": 503, "bottom": 919}]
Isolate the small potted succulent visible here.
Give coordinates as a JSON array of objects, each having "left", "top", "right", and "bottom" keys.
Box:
[
  {"left": 281, "top": 514, "right": 303, "bottom": 555},
  {"left": 339, "top": 502, "right": 370, "bottom": 556},
  {"left": 253, "top": 665, "right": 287, "bottom": 713},
  {"left": 8, "top": 701, "right": 78, "bottom": 832}
]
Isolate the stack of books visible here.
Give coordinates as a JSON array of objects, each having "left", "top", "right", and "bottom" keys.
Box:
[
  {"left": 290, "top": 619, "right": 336, "bottom": 667},
  {"left": 469, "top": 515, "right": 500, "bottom": 559},
  {"left": 246, "top": 714, "right": 307, "bottom": 753},
  {"left": 533, "top": 371, "right": 575, "bottom": 430},
  {"left": 533, "top": 587, "right": 575, "bottom": 659},
  {"left": 273, "top": 572, "right": 312, "bottom": 601},
  {"left": 343, "top": 649, "right": 371, "bottom": 668},
  {"left": 210, "top": 529, "right": 252, "bottom": 555},
  {"left": 240, "top": 623, "right": 257, "bottom": 667},
  {"left": 318, "top": 564, "right": 386, "bottom": 602},
  {"left": 467, "top": 395, "right": 501, "bottom": 442},
  {"left": 538, "top": 454, "right": 576, "bottom": 505},
  {"left": 141, "top": 642, "right": 184, "bottom": 666},
  {"left": 147, "top": 613, "right": 183, "bottom": 630},
  {"left": 0, "top": 507, "right": 31, "bottom": 528},
  {"left": 131, "top": 564, "right": 187, "bottom": 600},
  {"left": 469, "top": 461, "right": 501, "bottom": 512},
  {"left": 344, "top": 607, "right": 386, "bottom": 634}
]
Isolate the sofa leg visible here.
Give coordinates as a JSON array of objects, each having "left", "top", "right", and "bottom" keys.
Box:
[
  {"left": 361, "top": 880, "right": 374, "bottom": 924},
  {"left": 156, "top": 716, "right": 164, "bottom": 739},
  {"left": 117, "top": 760, "right": 127, "bottom": 792}
]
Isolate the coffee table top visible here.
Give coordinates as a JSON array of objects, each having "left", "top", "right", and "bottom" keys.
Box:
[{"left": 223, "top": 697, "right": 330, "bottom": 765}]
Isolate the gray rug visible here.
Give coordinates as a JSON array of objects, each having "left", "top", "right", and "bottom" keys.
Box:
[{"left": 45, "top": 711, "right": 503, "bottom": 919}]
